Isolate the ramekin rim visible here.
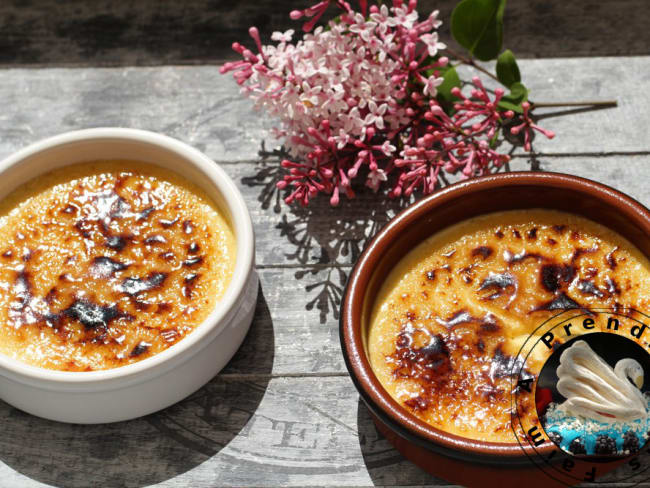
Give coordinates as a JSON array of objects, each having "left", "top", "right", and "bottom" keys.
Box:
[
  {"left": 341, "top": 171, "right": 650, "bottom": 459},
  {"left": 0, "top": 127, "right": 255, "bottom": 385}
]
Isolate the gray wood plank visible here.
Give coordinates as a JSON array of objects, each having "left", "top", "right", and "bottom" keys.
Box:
[
  {"left": 0, "top": 0, "right": 648, "bottom": 67},
  {"left": 0, "top": 63, "right": 649, "bottom": 488},
  {"left": 230, "top": 160, "right": 411, "bottom": 268},
  {"left": 486, "top": 57, "right": 650, "bottom": 155},
  {"left": 0, "top": 376, "right": 446, "bottom": 488},
  {"left": 226, "top": 155, "right": 650, "bottom": 267},
  {"left": 223, "top": 267, "right": 347, "bottom": 375},
  {"left": 0, "top": 64, "right": 648, "bottom": 266},
  {"left": 2, "top": 375, "right": 648, "bottom": 487},
  {"left": 0, "top": 59, "right": 646, "bottom": 163},
  {"left": 0, "top": 66, "right": 273, "bottom": 163},
  {"left": 527, "top": 155, "right": 650, "bottom": 205}
]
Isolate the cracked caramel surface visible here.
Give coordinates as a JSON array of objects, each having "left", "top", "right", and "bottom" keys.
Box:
[
  {"left": 0, "top": 161, "right": 235, "bottom": 371},
  {"left": 368, "top": 210, "right": 650, "bottom": 443}
]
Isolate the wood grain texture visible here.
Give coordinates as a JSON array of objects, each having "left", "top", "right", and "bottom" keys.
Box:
[
  {"left": 0, "top": 377, "right": 448, "bottom": 487},
  {"left": 0, "top": 61, "right": 649, "bottom": 487},
  {"left": 0, "top": 54, "right": 648, "bottom": 266},
  {"left": 0, "top": 0, "right": 649, "bottom": 66},
  {"left": 3, "top": 376, "right": 650, "bottom": 487},
  {"left": 222, "top": 268, "right": 347, "bottom": 375},
  {"left": 0, "top": 58, "right": 645, "bottom": 164}
]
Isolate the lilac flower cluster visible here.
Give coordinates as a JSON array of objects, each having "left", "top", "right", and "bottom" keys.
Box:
[{"left": 221, "top": 0, "right": 554, "bottom": 206}]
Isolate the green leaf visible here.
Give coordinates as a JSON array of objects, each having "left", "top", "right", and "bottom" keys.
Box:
[
  {"left": 497, "top": 81, "right": 528, "bottom": 113},
  {"left": 489, "top": 128, "right": 501, "bottom": 148},
  {"left": 496, "top": 49, "right": 520, "bottom": 88},
  {"left": 436, "top": 66, "right": 461, "bottom": 103},
  {"left": 426, "top": 65, "right": 461, "bottom": 115},
  {"left": 451, "top": 0, "right": 507, "bottom": 61}
]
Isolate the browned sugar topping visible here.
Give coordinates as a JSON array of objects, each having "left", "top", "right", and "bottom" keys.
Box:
[
  {"left": 369, "top": 210, "right": 650, "bottom": 443},
  {"left": 0, "top": 161, "right": 235, "bottom": 371}
]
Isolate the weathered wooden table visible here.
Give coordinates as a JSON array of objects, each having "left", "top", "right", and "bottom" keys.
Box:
[{"left": 0, "top": 7, "right": 650, "bottom": 486}]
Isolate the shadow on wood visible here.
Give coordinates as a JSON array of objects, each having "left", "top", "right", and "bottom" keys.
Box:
[
  {"left": 220, "top": 281, "right": 276, "bottom": 375},
  {"left": 241, "top": 145, "right": 410, "bottom": 324},
  {"left": 239, "top": 138, "right": 542, "bottom": 324},
  {"left": 534, "top": 104, "right": 619, "bottom": 122},
  {"left": 355, "top": 398, "right": 445, "bottom": 485},
  {"left": 0, "top": 285, "right": 273, "bottom": 488}
]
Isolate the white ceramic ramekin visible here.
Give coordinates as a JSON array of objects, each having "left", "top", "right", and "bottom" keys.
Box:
[{"left": 0, "top": 128, "right": 258, "bottom": 423}]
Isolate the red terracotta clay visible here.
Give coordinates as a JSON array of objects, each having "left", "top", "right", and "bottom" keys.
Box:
[{"left": 340, "top": 172, "right": 650, "bottom": 486}]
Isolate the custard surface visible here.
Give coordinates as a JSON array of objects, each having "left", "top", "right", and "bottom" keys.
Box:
[
  {"left": 0, "top": 161, "right": 235, "bottom": 371},
  {"left": 368, "top": 210, "right": 650, "bottom": 443}
]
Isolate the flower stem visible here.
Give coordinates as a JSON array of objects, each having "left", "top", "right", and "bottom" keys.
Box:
[
  {"left": 531, "top": 100, "right": 618, "bottom": 108},
  {"left": 444, "top": 47, "right": 500, "bottom": 83},
  {"left": 445, "top": 47, "right": 619, "bottom": 110}
]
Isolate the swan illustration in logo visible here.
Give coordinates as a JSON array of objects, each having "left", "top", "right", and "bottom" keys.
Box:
[{"left": 556, "top": 340, "right": 646, "bottom": 423}]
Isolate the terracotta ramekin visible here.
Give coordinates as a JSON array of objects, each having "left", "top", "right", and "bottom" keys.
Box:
[
  {"left": 0, "top": 128, "right": 258, "bottom": 424},
  {"left": 341, "top": 172, "right": 650, "bottom": 487}
]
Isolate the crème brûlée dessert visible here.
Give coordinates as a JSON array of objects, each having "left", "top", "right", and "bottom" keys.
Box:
[
  {"left": 368, "top": 209, "right": 650, "bottom": 443},
  {"left": 0, "top": 160, "right": 235, "bottom": 371}
]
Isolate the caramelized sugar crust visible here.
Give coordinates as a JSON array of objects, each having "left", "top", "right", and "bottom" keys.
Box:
[
  {"left": 0, "top": 161, "right": 235, "bottom": 371},
  {"left": 368, "top": 210, "right": 650, "bottom": 443}
]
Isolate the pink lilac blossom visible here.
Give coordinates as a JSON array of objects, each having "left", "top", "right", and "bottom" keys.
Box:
[
  {"left": 510, "top": 101, "right": 556, "bottom": 152},
  {"left": 221, "top": 0, "right": 554, "bottom": 206}
]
